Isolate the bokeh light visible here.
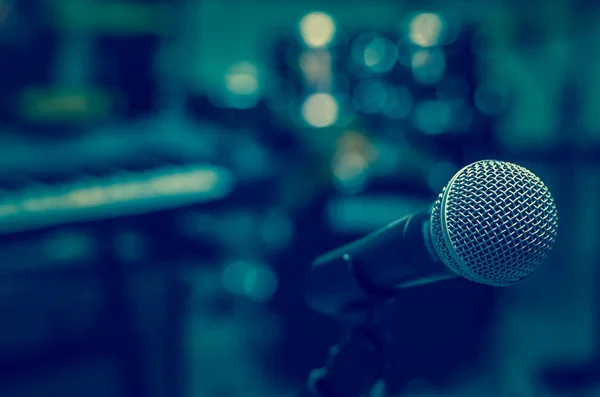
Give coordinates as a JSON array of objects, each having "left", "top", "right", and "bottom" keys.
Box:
[
  {"left": 299, "top": 12, "right": 336, "bottom": 49},
  {"left": 301, "top": 93, "right": 339, "bottom": 128},
  {"left": 299, "top": 50, "right": 333, "bottom": 89},
  {"left": 331, "top": 131, "right": 376, "bottom": 193},
  {"left": 224, "top": 61, "right": 260, "bottom": 109},
  {"left": 332, "top": 152, "right": 370, "bottom": 193},
  {"left": 363, "top": 37, "right": 398, "bottom": 73},
  {"left": 409, "top": 13, "right": 444, "bottom": 48}
]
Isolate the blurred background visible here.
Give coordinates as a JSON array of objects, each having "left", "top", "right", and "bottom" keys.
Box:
[{"left": 0, "top": 0, "right": 599, "bottom": 396}]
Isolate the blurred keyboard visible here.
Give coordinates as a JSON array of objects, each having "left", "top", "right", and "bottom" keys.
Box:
[{"left": 0, "top": 121, "right": 236, "bottom": 234}]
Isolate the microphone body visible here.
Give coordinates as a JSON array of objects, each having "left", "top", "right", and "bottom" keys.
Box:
[
  {"left": 306, "top": 160, "right": 559, "bottom": 317},
  {"left": 307, "top": 208, "right": 455, "bottom": 316}
]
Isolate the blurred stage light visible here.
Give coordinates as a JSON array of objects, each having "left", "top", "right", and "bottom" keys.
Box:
[
  {"left": 363, "top": 37, "right": 398, "bottom": 73},
  {"left": 221, "top": 261, "right": 279, "bottom": 303},
  {"left": 299, "top": 50, "right": 333, "bottom": 90},
  {"left": 299, "top": 12, "right": 336, "bottom": 49},
  {"left": 336, "top": 131, "right": 374, "bottom": 155},
  {"left": 332, "top": 131, "right": 375, "bottom": 194},
  {"left": 332, "top": 152, "right": 370, "bottom": 194},
  {"left": 352, "top": 33, "right": 377, "bottom": 66},
  {"left": 223, "top": 61, "right": 260, "bottom": 109},
  {"left": 302, "top": 93, "right": 338, "bottom": 128},
  {"left": 409, "top": 13, "right": 443, "bottom": 48},
  {"left": 411, "top": 48, "right": 446, "bottom": 85},
  {"left": 351, "top": 33, "right": 398, "bottom": 74},
  {"left": 225, "top": 62, "right": 259, "bottom": 95},
  {"left": 414, "top": 100, "right": 451, "bottom": 135}
]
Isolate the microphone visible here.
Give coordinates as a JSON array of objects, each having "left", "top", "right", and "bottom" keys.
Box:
[{"left": 307, "top": 160, "right": 559, "bottom": 316}]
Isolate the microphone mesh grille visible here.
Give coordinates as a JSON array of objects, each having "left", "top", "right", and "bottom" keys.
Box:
[{"left": 430, "top": 160, "right": 558, "bottom": 286}]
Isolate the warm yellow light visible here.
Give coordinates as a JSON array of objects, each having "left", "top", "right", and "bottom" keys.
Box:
[
  {"left": 302, "top": 93, "right": 339, "bottom": 128},
  {"left": 299, "top": 12, "right": 336, "bottom": 48},
  {"left": 409, "top": 13, "right": 443, "bottom": 48}
]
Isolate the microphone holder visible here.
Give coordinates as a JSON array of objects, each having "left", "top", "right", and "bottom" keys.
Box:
[{"left": 304, "top": 304, "right": 393, "bottom": 397}]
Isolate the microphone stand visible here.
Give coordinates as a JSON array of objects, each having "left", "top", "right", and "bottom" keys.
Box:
[{"left": 302, "top": 303, "right": 394, "bottom": 397}]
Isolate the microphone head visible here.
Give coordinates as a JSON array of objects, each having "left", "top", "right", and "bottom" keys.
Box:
[{"left": 430, "top": 160, "right": 558, "bottom": 286}]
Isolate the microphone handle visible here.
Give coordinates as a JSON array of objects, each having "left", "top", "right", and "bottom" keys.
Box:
[{"left": 306, "top": 209, "right": 452, "bottom": 316}]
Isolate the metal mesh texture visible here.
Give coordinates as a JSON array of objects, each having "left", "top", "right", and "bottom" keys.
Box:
[{"left": 430, "top": 160, "right": 558, "bottom": 286}]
